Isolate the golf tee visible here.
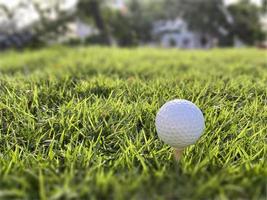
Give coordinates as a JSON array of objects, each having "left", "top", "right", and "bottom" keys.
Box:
[{"left": 173, "top": 148, "right": 183, "bottom": 161}]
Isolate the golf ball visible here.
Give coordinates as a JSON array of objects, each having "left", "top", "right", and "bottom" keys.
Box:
[{"left": 155, "top": 99, "right": 205, "bottom": 149}]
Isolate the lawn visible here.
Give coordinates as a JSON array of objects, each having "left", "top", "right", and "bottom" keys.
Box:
[{"left": 0, "top": 47, "right": 266, "bottom": 199}]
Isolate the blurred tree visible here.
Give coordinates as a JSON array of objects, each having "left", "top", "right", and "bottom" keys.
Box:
[
  {"left": 156, "top": 0, "right": 265, "bottom": 46},
  {"left": 227, "top": 0, "right": 265, "bottom": 45},
  {"left": 176, "top": 0, "right": 230, "bottom": 43},
  {"left": 31, "top": 1, "right": 75, "bottom": 47},
  {"left": 1, "top": 0, "right": 264, "bottom": 49},
  {"left": 0, "top": 4, "right": 17, "bottom": 34},
  {"left": 158, "top": 0, "right": 182, "bottom": 19},
  {"left": 107, "top": 0, "right": 153, "bottom": 46},
  {"left": 77, "top": 0, "right": 112, "bottom": 45},
  {"left": 0, "top": 1, "right": 75, "bottom": 49},
  {"left": 262, "top": 0, "right": 267, "bottom": 12}
]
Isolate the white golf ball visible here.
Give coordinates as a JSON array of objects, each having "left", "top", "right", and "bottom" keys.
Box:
[{"left": 155, "top": 99, "right": 205, "bottom": 149}]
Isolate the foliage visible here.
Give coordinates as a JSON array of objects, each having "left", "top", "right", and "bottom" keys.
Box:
[
  {"left": 0, "top": 1, "right": 75, "bottom": 49},
  {"left": 156, "top": 0, "right": 265, "bottom": 46},
  {"left": 107, "top": 0, "right": 153, "bottom": 46},
  {"left": 0, "top": 47, "right": 266, "bottom": 199},
  {"left": 166, "top": 0, "right": 229, "bottom": 37},
  {"left": 0, "top": 0, "right": 265, "bottom": 48},
  {"left": 77, "top": 0, "right": 112, "bottom": 45},
  {"left": 153, "top": 0, "right": 183, "bottom": 19},
  {"left": 262, "top": 0, "right": 267, "bottom": 12},
  {"left": 227, "top": 0, "right": 266, "bottom": 45}
]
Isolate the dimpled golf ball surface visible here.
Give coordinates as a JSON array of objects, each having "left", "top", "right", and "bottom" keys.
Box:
[{"left": 155, "top": 99, "right": 205, "bottom": 149}]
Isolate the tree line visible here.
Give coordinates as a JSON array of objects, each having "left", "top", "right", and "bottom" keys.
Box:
[{"left": 0, "top": 0, "right": 266, "bottom": 49}]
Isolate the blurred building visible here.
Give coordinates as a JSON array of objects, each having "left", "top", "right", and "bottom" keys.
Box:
[
  {"left": 65, "top": 18, "right": 97, "bottom": 41},
  {"left": 152, "top": 18, "right": 214, "bottom": 49}
]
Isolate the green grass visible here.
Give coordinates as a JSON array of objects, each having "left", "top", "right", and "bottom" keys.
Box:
[{"left": 0, "top": 46, "right": 266, "bottom": 200}]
